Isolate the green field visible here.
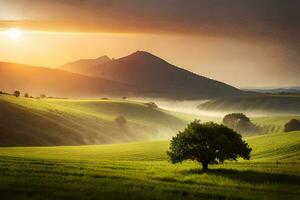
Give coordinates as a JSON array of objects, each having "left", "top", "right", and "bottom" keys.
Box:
[
  {"left": 0, "top": 95, "right": 190, "bottom": 146},
  {"left": 253, "top": 115, "right": 300, "bottom": 134},
  {"left": 0, "top": 131, "right": 299, "bottom": 200}
]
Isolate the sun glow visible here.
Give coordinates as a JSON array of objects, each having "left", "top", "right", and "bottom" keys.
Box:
[{"left": 6, "top": 28, "right": 23, "bottom": 40}]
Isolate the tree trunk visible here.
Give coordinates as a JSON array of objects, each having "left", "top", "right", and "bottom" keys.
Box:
[{"left": 202, "top": 162, "right": 208, "bottom": 171}]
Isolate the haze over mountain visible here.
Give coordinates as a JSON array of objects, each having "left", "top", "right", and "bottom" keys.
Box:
[
  {"left": 59, "top": 51, "right": 246, "bottom": 99},
  {"left": 0, "top": 61, "right": 137, "bottom": 97},
  {"left": 60, "top": 56, "right": 112, "bottom": 75}
]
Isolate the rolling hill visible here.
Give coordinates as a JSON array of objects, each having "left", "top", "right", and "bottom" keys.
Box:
[
  {"left": 198, "top": 95, "right": 300, "bottom": 114},
  {"left": 0, "top": 94, "right": 187, "bottom": 146},
  {"left": 59, "top": 51, "right": 246, "bottom": 99}
]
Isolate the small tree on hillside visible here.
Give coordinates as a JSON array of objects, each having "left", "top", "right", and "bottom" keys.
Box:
[
  {"left": 144, "top": 102, "right": 158, "bottom": 109},
  {"left": 24, "top": 93, "right": 29, "bottom": 98},
  {"left": 284, "top": 119, "right": 300, "bottom": 132},
  {"left": 14, "top": 90, "right": 20, "bottom": 97},
  {"left": 115, "top": 116, "right": 127, "bottom": 127},
  {"left": 223, "top": 113, "right": 258, "bottom": 134},
  {"left": 167, "top": 120, "right": 251, "bottom": 170}
]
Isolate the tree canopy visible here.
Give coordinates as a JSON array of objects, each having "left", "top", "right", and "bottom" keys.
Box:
[
  {"left": 167, "top": 120, "right": 251, "bottom": 170},
  {"left": 14, "top": 91, "right": 20, "bottom": 97},
  {"left": 223, "top": 113, "right": 258, "bottom": 134}
]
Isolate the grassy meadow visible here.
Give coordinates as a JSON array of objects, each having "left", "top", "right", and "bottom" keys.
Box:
[
  {"left": 1, "top": 94, "right": 300, "bottom": 199},
  {"left": 0, "top": 95, "right": 188, "bottom": 146},
  {"left": 0, "top": 131, "right": 299, "bottom": 200}
]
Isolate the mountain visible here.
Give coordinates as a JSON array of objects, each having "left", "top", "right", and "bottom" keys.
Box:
[
  {"left": 0, "top": 62, "right": 138, "bottom": 97},
  {"left": 60, "top": 55, "right": 111, "bottom": 75},
  {"left": 244, "top": 87, "right": 300, "bottom": 94},
  {"left": 59, "top": 51, "right": 246, "bottom": 99}
]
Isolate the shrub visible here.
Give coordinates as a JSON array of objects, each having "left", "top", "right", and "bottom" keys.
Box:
[
  {"left": 167, "top": 120, "right": 251, "bottom": 170},
  {"left": 115, "top": 116, "right": 127, "bottom": 126},
  {"left": 284, "top": 119, "right": 300, "bottom": 132},
  {"left": 24, "top": 93, "right": 29, "bottom": 98},
  {"left": 144, "top": 102, "right": 158, "bottom": 109}
]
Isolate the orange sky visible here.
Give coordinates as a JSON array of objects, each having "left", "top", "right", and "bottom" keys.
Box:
[{"left": 0, "top": 0, "right": 299, "bottom": 88}]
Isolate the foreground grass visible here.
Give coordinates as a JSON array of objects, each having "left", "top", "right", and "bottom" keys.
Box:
[{"left": 1, "top": 132, "right": 299, "bottom": 200}]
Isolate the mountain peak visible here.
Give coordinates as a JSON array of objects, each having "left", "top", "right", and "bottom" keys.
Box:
[
  {"left": 96, "top": 55, "right": 111, "bottom": 62},
  {"left": 130, "top": 51, "right": 157, "bottom": 58}
]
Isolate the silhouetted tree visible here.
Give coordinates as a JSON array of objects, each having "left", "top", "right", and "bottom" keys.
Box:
[
  {"left": 24, "top": 93, "right": 29, "bottom": 98},
  {"left": 223, "top": 113, "right": 258, "bottom": 134},
  {"left": 115, "top": 116, "right": 127, "bottom": 126},
  {"left": 167, "top": 120, "right": 251, "bottom": 170},
  {"left": 40, "top": 94, "right": 46, "bottom": 98},
  {"left": 14, "top": 91, "right": 20, "bottom": 97},
  {"left": 284, "top": 119, "right": 300, "bottom": 132}
]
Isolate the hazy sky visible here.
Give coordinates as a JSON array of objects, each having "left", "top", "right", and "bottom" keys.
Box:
[{"left": 0, "top": 0, "right": 299, "bottom": 88}]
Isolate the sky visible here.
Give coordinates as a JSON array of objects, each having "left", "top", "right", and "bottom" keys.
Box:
[{"left": 0, "top": 0, "right": 299, "bottom": 88}]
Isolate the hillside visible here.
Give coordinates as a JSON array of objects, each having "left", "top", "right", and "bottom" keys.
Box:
[
  {"left": 0, "top": 95, "right": 187, "bottom": 146},
  {"left": 198, "top": 95, "right": 300, "bottom": 114},
  {"left": 60, "top": 55, "right": 112, "bottom": 75},
  {"left": 0, "top": 132, "right": 299, "bottom": 199},
  {"left": 0, "top": 61, "right": 140, "bottom": 98},
  {"left": 59, "top": 51, "right": 246, "bottom": 99},
  {"left": 1, "top": 131, "right": 299, "bottom": 162}
]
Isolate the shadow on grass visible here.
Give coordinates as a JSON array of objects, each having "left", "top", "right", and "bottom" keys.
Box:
[{"left": 183, "top": 168, "right": 300, "bottom": 185}]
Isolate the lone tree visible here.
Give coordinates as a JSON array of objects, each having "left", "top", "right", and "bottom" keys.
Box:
[
  {"left": 14, "top": 90, "right": 20, "bottom": 97},
  {"left": 167, "top": 120, "right": 251, "bottom": 170},
  {"left": 24, "top": 93, "right": 29, "bottom": 98},
  {"left": 284, "top": 119, "right": 300, "bottom": 132}
]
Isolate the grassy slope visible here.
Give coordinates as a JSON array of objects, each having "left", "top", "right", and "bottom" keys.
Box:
[
  {"left": 252, "top": 115, "right": 300, "bottom": 134},
  {"left": 0, "top": 131, "right": 299, "bottom": 199},
  {"left": 198, "top": 95, "right": 300, "bottom": 114},
  {"left": 0, "top": 95, "right": 188, "bottom": 146}
]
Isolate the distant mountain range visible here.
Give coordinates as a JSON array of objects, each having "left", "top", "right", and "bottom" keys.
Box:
[
  {"left": 1, "top": 51, "right": 247, "bottom": 99},
  {"left": 244, "top": 87, "right": 300, "bottom": 94}
]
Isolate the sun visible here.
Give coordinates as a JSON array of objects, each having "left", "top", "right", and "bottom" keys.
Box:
[{"left": 6, "top": 28, "right": 23, "bottom": 40}]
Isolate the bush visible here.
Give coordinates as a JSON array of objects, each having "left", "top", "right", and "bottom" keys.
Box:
[
  {"left": 223, "top": 113, "right": 258, "bottom": 134},
  {"left": 284, "top": 119, "right": 300, "bottom": 132},
  {"left": 167, "top": 120, "right": 251, "bottom": 170},
  {"left": 115, "top": 116, "right": 127, "bottom": 126},
  {"left": 14, "top": 91, "right": 20, "bottom": 97},
  {"left": 144, "top": 102, "right": 158, "bottom": 109},
  {"left": 24, "top": 93, "right": 29, "bottom": 98}
]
